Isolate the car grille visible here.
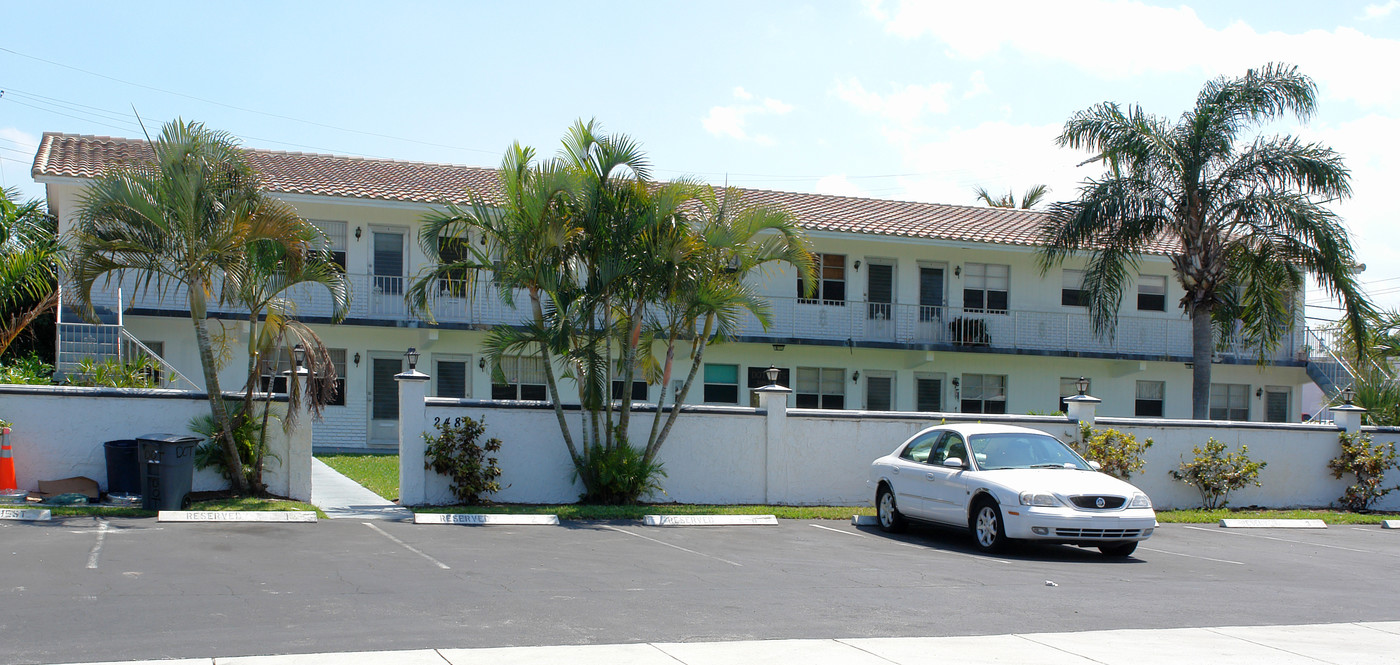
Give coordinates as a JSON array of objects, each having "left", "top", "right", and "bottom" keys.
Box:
[
  {"left": 1069, "top": 495, "right": 1126, "bottom": 510},
  {"left": 1054, "top": 528, "right": 1141, "bottom": 539}
]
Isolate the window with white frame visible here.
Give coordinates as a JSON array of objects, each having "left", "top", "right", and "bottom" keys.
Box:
[
  {"left": 310, "top": 220, "right": 347, "bottom": 270},
  {"left": 434, "top": 355, "right": 471, "bottom": 399},
  {"left": 795, "top": 367, "right": 845, "bottom": 409},
  {"left": 702, "top": 364, "right": 739, "bottom": 404},
  {"left": 1209, "top": 383, "right": 1249, "bottom": 421},
  {"left": 797, "top": 253, "right": 846, "bottom": 305},
  {"left": 611, "top": 368, "right": 649, "bottom": 401},
  {"left": 1138, "top": 275, "right": 1167, "bottom": 311},
  {"left": 1059, "top": 377, "right": 1090, "bottom": 413},
  {"left": 963, "top": 263, "right": 1009, "bottom": 313},
  {"left": 1135, "top": 380, "right": 1165, "bottom": 417},
  {"left": 960, "top": 373, "right": 1006, "bottom": 414},
  {"left": 1061, "top": 269, "right": 1086, "bottom": 307},
  {"left": 491, "top": 355, "right": 548, "bottom": 401}
]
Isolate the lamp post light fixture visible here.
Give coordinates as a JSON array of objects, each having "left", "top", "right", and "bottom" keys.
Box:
[
  {"left": 1075, "top": 376, "right": 1089, "bottom": 396},
  {"left": 292, "top": 344, "right": 306, "bottom": 369},
  {"left": 765, "top": 365, "right": 780, "bottom": 386},
  {"left": 1342, "top": 385, "right": 1356, "bottom": 406},
  {"left": 405, "top": 347, "right": 420, "bottom": 372}
]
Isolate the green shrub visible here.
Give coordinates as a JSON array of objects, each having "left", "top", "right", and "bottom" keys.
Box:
[
  {"left": 574, "top": 439, "right": 666, "bottom": 505},
  {"left": 1328, "top": 432, "right": 1400, "bottom": 511},
  {"left": 190, "top": 410, "right": 270, "bottom": 484},
  {"left": 1168, "top": 438, "right": 1266, "bottom": 509},
  {"left": 1075, "top": 424, "right": 1153, "bottom": 480},
  {"left": 424, "top": 415, "right": 504, "bottom": 505},
  {"left": 0, "top": 353, "right": 54, "bottom": 384},
  {"left": 64, "top": 357, "right": 159, "bottom": 388}
]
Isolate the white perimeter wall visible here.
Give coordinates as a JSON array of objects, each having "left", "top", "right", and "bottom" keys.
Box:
[
  {"left": 0, "top": 386, "right": 312, "bottom": 500},
  {"left": 406, "top": 396, "right": 1400, "bottom": 511}
]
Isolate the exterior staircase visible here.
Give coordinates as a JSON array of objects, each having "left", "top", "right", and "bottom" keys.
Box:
[{"left": 55, "top": 287, "right": 194, "bottom": 389}]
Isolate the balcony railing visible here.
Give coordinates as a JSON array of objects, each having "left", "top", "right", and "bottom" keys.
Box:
[{"left": 87, "top": 274, "right": 1300, "bottom": 363}]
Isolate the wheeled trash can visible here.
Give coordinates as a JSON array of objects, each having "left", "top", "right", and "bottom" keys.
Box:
[{"left": 137, "top": 433, "right": 200, "bottom": 511}]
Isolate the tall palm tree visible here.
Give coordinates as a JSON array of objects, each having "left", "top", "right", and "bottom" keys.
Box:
[
  {"left": 0, "top": 188, "right": 63, "bottom": 358},
  {"left": 974, "top": 184, "right": 1049, "bottom": 209},
  {"left": 70, "top": 119, "right": 315, "bottom": 494},
  {"left": 1039, "top": 63, "right": 1373, "bottom": 419}
]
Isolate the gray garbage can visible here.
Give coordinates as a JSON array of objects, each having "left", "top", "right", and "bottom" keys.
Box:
[{"left": 137, "top": 433, "right": 200, "bottom": 511}]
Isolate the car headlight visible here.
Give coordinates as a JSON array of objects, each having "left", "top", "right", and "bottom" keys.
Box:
[
  {"left": 1019, "top": 491, "right": 1060, "bottom": 507},
  {"left": 1129, "top": 492, "right": 1152, "bottom": 509}
]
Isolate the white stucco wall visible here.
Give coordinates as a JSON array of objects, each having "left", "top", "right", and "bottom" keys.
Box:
[{"left": 0, "top": 386, "right": 311, "bottom": 500}]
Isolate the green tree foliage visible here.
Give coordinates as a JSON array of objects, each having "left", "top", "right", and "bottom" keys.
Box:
[
  {"left": 0, "top": 187, "right": 63, "bottom": 359},
  {"left": 1328, "top": 432, "right": 1400, "bottom": 511},
  {"left": 70, "top": 119, "right": 320, "bottom": 495},
  {"left": 1039, "top": 63, "right": 1372, "bottom": 419},
  {"left": 1075, "top": 425, "right": 1153, "bottom": 480},
  {"left": 1169, "top": 438, "right": 1267, "bottom": 509},
  {"left": 423, "top": 415, "right": 504, "bottom": 505},
  {"left": 973, "top": 184, "right": 1049, "bottom": 209},
  {"left": 408, "top": 120, "right": 814, "bottom": 504}
]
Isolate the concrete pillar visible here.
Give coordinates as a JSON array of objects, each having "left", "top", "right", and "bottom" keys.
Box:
[
  {"left": 755, "top": 384, "right": 792, "bottom": 505},
  {"left": 1332, "top": 404, "right": 1366, "bottom": 434},
  {"left": 1064, "top": 394, "right": 1100, "bottom": 427},
  {"left": 396, "top": 366, "right": 431, "bottom": 506},
  {"left": 282, "top": 367, "right": 313, "bottom": 501}
]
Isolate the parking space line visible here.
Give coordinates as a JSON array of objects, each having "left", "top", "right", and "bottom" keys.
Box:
[
  {"left": 1182, "top": 525, "right": 1380, "bottom": 554},
  {"left": 364, "top": 522, "right": 450, "bottom": 570},
  {"left": 807, "top": 524, "right": 1011, "bottom": 564},
  {"left": 1139, "top": 546, "right": 1244, "bottom": 565},
  {"left": 599, "top": 524, "right": 743, "bottom": 567},
  {"left": 85, "top": 519, "right": 109, "bottom": 569}
]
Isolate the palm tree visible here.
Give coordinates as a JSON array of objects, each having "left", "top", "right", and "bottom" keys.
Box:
[
  {"left": 0, "top": 188, "right": 63, "bottom": 358},
  {"left": 69, "top": 119, "right": 316, "bottom": 494},
  {"left": 974, "top": 184, "right": 1049, "bottom": 209},
  {"left": 1039, "top": 63, "right": 1373, "bottom": 419}
]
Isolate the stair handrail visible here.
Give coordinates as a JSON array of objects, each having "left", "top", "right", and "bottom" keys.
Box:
[
  {"left": 1304, "top": 325, "right": 1391, "bottom": 421},
  {"left": 118, "top": 329, "right": 196, "bottom": 390}
]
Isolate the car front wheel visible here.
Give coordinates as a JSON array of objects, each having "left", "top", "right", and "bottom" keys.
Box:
[
  {"left": 970, "top": 499, "right": 1008, "bottom": 553},
  {"left": 876, "top": 486, "right": 907, "bottom": 533},
  {"left": 1098, "top": 542, "right": 1138, "bottom": 557}
]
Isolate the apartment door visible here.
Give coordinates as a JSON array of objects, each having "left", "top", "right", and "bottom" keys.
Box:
[
  {"left": 367, "top": 352, "right": 404, "bottom": 446},
  {"left": 369, "top": 227, "right": 407, "bottom": 317},
  {"left": 866, "top": 260, "right": 895, "bottom": 340},
  {"left": 918, "top": 264, "right": 945, "bottom": 342},
  {"left": 1264, "top": 386, "right": 1291, "bottom": 423},
  {"left": 865, "top": 372, "right": 894, "bottom": 411}
]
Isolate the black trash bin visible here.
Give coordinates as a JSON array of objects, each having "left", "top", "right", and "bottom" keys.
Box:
[
  {"left": 137, "top": 433, "right": 200, "bottom": 511},
  {"left": 103, "top": 439, "right": 141, "bottom": 497}
]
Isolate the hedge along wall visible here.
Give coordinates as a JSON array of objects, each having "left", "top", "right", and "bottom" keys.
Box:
[
  {"left": 400, "top": 375, "right": 1400, "bottom": 510},
  {"left": 0, "top": 384, "right": 314, "bottom": 500}
]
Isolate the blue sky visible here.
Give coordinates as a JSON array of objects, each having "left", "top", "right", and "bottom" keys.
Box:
[{"left": 3, "top": 1, "right": 1399, "bottom": 317}]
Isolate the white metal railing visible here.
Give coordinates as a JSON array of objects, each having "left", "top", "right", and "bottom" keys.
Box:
[{"left": 85, "top": 275, "right": 1301, "bottom": 363}]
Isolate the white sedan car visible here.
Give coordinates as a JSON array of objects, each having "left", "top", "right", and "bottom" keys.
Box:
[{"left": 869, "top": 423, "right": 1156, "bottom": 556}]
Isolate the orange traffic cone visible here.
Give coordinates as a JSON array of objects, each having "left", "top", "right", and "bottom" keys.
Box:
[{"left": 0, "top": 427, "right": 16, "bottom": 491}]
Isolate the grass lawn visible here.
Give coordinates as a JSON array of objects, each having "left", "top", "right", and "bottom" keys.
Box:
[
  {"left": 40, "top": 497, "right": 324, "bottom": 518},
  {"left": 316, "top": 453, "right": 398, "bottom": 501},
  {"left": 1155, "top": 508, "right": 1398, "bottom": 524}
]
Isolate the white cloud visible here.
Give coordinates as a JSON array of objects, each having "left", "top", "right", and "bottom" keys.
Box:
[
  {"left": 701, "top": 88, "right": 795, "bottom": 145},
  {"left": 833, "top": 78, "right": 952, "bottom": 126},
  {"left": 888, "top": 121, "right": 1085, "bottom": 208},
  {"left": 1364, "top": 1, "right": 1400, "bottom": 19},
  {"left": 963, "top": 70, "right": 989, "bottom": 100},
  {"left": 814, "top": 174, "right": 868, "bottom": 198},
  {"left": 868, "top": 0, "right": 1400, "bottom": 112}
]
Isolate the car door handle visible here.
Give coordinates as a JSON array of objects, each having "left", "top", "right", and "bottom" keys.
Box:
[
  {"left": 891, "top": 467, "right": 900, "bottom": 475},
  {"left": 926, "top": 472, "right": 937, "bottom": 480}
]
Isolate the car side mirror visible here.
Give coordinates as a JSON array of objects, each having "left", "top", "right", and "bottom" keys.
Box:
[
  {"left": 943, "top": 457, "right": 965, "bottom": 469},
  {"left": 1089, "top": 461, "right": 1102, "bottom": 471}
]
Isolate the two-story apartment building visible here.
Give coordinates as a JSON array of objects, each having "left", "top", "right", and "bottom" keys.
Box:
[{"left": 31, "top": 132, "right": 1312, "bottom": 450}]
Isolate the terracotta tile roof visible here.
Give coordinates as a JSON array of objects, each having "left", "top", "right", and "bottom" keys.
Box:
[{"left": 31, "top": 132, "right": 1176, "bottom": 254}]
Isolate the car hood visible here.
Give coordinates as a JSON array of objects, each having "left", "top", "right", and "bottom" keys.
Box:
[{"left": 973, "top": 468, "right": 1144, "bottom": 495}]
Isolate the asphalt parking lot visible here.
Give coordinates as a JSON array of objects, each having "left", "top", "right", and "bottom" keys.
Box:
[{"left": 2, "top": 516, "right": 1398, "bottom": 665}]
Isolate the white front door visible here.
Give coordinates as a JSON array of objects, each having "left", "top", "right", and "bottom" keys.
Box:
[{"left": 367, "top": 352, "right": 404, "bottom": 446}]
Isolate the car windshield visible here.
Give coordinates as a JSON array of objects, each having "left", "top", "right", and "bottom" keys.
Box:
[{"left": 968, "top": 433, "right": 1091, "bottom": 470}]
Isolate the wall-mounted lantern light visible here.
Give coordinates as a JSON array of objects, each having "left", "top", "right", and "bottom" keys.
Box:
[
  {"left": 352, "top": 352, "right": 361, "bottom": 367},
  {"left": 954, "top": 265, "right": 961, "bottom": 277},
  {"left": 853, "top": 260, "right": 861, "bottom": 271},
  {"left": 772, "top": 343, "right": 785, "bottom": 352},
  {"left": 354, "top": 226, "right": 362, "bottom": 241},
  {"left": 479, "top": 357, "right": 487, "bottom": 371},
  {"left": 852, "top": 371, "right": 860, "bottom": 383}
]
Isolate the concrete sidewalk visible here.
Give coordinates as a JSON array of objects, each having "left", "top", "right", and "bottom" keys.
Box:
[
  {"left": 309, "top": 458, "right": 412, "bottom": 521},
  {"left": 46, "top": 621, "right": 1400, "bottom": 664}
]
